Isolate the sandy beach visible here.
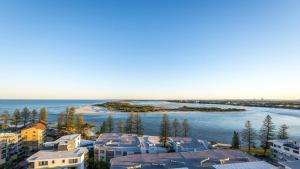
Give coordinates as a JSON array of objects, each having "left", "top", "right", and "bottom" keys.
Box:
[{"left": 75, "top": 105, "right": 104, "bottom": 114}]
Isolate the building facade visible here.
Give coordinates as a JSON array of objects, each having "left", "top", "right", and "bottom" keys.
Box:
[
  {"left": 270, "top": 140, "right": 300, "bottom": 162},
  {"left": 94, "top": 133, "right": 141, "bottom": 162},
  {"left": 21, "top": 122, "right": 46, "bottom": 150},
  {"left": 27, "top": 134, "right": 88, "bottom": 169},
  {"left": 0, "top": 133, "right": 23, "bottom": 159}
]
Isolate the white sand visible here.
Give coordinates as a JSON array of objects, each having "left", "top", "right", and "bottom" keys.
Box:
[{"left": 75, "top": 105, "right": 104, "bottom": 114}]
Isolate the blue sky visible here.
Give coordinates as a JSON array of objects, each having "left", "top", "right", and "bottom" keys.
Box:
[{"left": 0, "top": 0, "right": 299, "bottom": 100}]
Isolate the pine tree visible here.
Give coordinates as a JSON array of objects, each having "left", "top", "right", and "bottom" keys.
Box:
[
  {"left": 172, "top": 118, "right": 180, "bottom": 137},
  {"left": 11, "top": 109, "right": 21, "bottom": 128},
  {"left": 133, "top": 113, "right": 143, "bottom": 135},
  {"left": 260, "top": 115, "right": 276, "bottom": 155},
  {"left": 58, "top": 112, "right": 66, "bottom": 130},
  {"left": 76, "top": 113, "right": 85, "bottom": 134},
  {"left": 68, "top": 107, "right": 76, "bottom": 129},
  {"left": 118, "top": 120, "right": 125, "bottom": 133},
  {"left": 231, "top": 131, "right": 240, "bottom": 149},
  {"left": 160, "top": 113, "right": 170, "bottom": 147},
  {"left": 31, "top": 108, "right": 37, "bottom": 123},
  {"left": 22, "top": 107, "right": 30, "bottom": 127},
  {"left": 278, "top": 124, "right": 288, "bottom": 140},
  {"left": 126, "top": 113, "right": 134, "bottom": 133},
  {"left": 39, "top": 107, "right": 48, "bottom": 123},
  {"left": 182, "top": 119, "right": 190, "bottom": 137},
  {"left": 1, "top": 111, "right": 10, "bottom": 129},
  {"left": 99, "top": 121, "right": 107, "bottom": 134},
  {"left": 106, "top": 114, "right": 114, "bottom": 133},
  {"left": 241, "top": 120, "right": 256, "bottom": 153}
]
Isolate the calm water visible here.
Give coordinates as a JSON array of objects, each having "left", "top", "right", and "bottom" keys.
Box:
[{"left": 1, "top": 100, "right": 300, "bottom": 144}]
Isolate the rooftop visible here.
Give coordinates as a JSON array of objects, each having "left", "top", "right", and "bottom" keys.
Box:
[
  {"left": 0, "top": 133, "right": 19, "bottom": 139},
  {"left": 169, "top": 137, "right": 210, "bottom": 151},
  {"left": 280, "top": 160, "right": 300, "bottom": 169},
  {"left": 110, "top": 149, "right": 258, "bottom": 169},
  {"left": 95, "top": 133, "right": 140, "bottom": 148},
  {"left": 55, "top": 134, "right": 80, "bottom": 143},
  {"left": 27, "top": 147, "right": 88, "bottom": 161},
  {"left": 213, "top": 161, "right": 277, "bottom": 169}
]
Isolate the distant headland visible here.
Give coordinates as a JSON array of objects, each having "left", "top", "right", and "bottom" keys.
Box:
[{"left": 93, "top": 102, "right": 246, "bottom": 112}]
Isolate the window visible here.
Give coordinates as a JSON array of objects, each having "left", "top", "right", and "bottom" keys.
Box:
[
  {"left": 52, "top": 160, "right": 55, "bottom": 164},
  {"left": 284, "top": 147, "right": 290, "bottom": 151},
  {"left": 293, "top": 150, "right": 299, "bottom": 154},
  {"left": 69, "top": 159, "right": 78, "bottom": 164},
  {"left": 116, "top": 151, "right": 122, "bottom": 156},
  {"left": 38, "top": 161, "right": 48, "bottom": 166},
  {"left": 62, "top": 160, "right": 65, "bottom": 163},
  {"left": 100, "top": 150, "right": 105, "bottom": 154}
]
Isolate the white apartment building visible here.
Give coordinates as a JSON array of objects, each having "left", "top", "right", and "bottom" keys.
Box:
[
  {"left": 168, "top": 137, "right": 210, "bottom": 152},
  {"left": 27, "top": 134, "right": 88, "bottom": 169},
  {"left": 139, "top": 135, "right": 167, "bottom": 154},
  {"left": 270, "top": 140, "right": 300, "bottom": 162},
  {"left": 94, "top": 133, "right": 141, "bottom": 162}
]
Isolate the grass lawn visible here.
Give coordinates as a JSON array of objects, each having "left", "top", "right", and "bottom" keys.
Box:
[{"left": 240, "top": 147, "right": 271, "bottom": 156}]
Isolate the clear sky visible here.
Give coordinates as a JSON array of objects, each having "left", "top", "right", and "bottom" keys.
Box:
[{"left": 0, "top": 0, "right": 299, "bottom": 100}]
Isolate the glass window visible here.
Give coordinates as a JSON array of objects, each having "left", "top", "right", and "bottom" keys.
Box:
[
  {"left": 69, "top": 159, "right": 78, "bottom": 164},
  {"left": 38, "top": 161, "right": 48, "bottom": 166}
]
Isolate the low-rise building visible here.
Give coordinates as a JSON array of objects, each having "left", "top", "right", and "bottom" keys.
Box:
[
  {"left": 110, "top": 149, "right": 262, "bottom": 169},
  {"left": 21, "top": 121, "right": 47, "bottom": 150},
  {"left": 213, "top": 161, "right": 277, "bottom": 169},
  {"left": 0, "top": 133, "right": 22, "bottom": 159},
  {"left": 168, "top": 137, "right": 210, "bottom": 152},
  {"left": 27, "top": 147, "right": 88, "bottom": 169},
  {"left": 270, "top": 140, "right": 300, "bottom": 162},
  {"left": 139, "top": 135, "right": 167, "bottom": 154},
  {"left": 94, "top": 133, "right": 141, "bottom": 162},
  {"left": 27, "top": 134, "right": 88, "bottom": 169}
]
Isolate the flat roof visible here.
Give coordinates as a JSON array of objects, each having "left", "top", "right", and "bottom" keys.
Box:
[
  {"left": 110, "top": 149, "right": 258, "bottom": 169},
  {"left": 280, "top": 160, "right": 300, "bottom": 169},
  {"left": 27, "top": 147, "right": 88, "bottom": 161},
  {"left": 213, "top": 161, "right": 277, "bottom": 169},
  {"left": 56, "top": 134, "right": 80, "bottom": 142},
  {"left": 95, "top": 133, "right": 140, "bottom": 148},
  {"left": 169, "top": 137, "right": 209, "bottom": 150}
]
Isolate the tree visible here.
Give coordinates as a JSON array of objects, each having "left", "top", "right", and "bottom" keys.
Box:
[
  {"left": 31, "top": 109, "right": 37, "bottom": 123},
  {"left": 260, "top": 115, "right": 276, "bottom": 155},
  {"left": 172, "top": 118, "right": 180, "bottom": 137},
  {"left": 160, "top": 113, "right": 170, "bottom": 147},
  {"left": 39, "top": 107, "right": 48, "bottom": 123},
  {"left": 99, "top": 121, "right": 107, "bottom": 134},
  {"left": 118, "top": 120, "right": 125, "bottom": 133},
  {"left": 11, "top": 109, "right": 21, "bottom": 128},
  {"left": 1, "top": 111, "right": 10, "bottom": 129},
  {"left": 231, "top": 131, "right": 240, "bottom": 149},
  {"left": 182, "top": 119, "right": 190, "bottom": 137},
  {"left": 57, "top": 112, "right": 66, "bottom": 130},
  {"left": 278, "top": 124, "right": 288, "bottom": 140},
  {"left": 76, "top": 113, "right": 85, "bottom": 134},
  {"left": 241, "top": 120, "right": 256, "bottom": 153},
  {"left": 21, "top": 107, "right": 30, "bottom": 127},
  {"left": 133, "top": 113, "right": 143, "bottom": 135},
  {"left": 126, "top": 113, "right": 134, "bottom": 133},
  {"left": 106, "top": 114, "right": 114, "bottom": 133}
]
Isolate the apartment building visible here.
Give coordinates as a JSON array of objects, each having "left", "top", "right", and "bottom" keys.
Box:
[
  {"left": 21, "top": 121, "right": 46, "bottom": 150},
  {"left": 139, "top": 135, "right": 167, "bottom": 154},
  {"left": 168, "top": 137, "right": 210, "bottom": 152},
  {"left": 94, "top": 133, "right": 141, "bottom": 162},
  {"left": 110, "top": 149, "right": 274, "bottom": 169},
  {"left": 27, "top": 134, "right": 88, "bottom": 169},
  {"left": 0, "top": 133, "right": 22, "bottom": 159},
  {"left": 270, "top": 140, "right": 300, "bottom": 162}
]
